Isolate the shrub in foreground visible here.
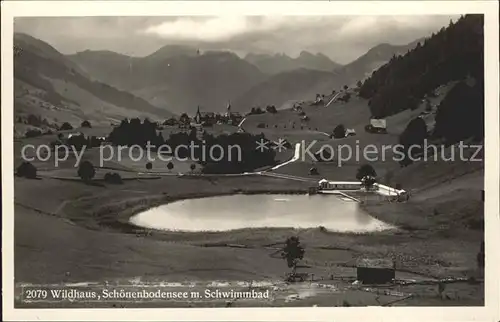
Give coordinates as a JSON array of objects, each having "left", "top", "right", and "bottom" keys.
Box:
[
  {"left": 16, "top": 162, "right": 37, "bottom": 179},
  {"left": 78, "top": 160, "right": 96, "bottom": 182}
]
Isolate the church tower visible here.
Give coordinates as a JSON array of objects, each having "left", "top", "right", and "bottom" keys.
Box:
[{"left": 194, "top": 105, "right": 202, "bottom": 124}]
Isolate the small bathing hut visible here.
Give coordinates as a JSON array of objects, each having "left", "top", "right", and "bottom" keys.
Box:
[{"left": 356, "top": 258, "right": 395, "bottom": 284}]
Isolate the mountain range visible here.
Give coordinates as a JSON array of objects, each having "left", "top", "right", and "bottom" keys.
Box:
[
  {"left": 14, "top": 32, "right": 173, "bottom": 131},
  {"left": 233, "top": 39, "right": 425, "bottom": 110},
  {"left": 69, "top": 48, "right": 265, "bottom": 115},
  {"left": 244, "top": 51, "right": 342, "bottom": 74},
  {"left": 14, "top": 32, "right": 427, "bottom": 126}
]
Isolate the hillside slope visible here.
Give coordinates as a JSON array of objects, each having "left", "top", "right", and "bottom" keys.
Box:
[
  {"left": 233, "top": 68, "right": 339, "bottom": 111},
  {"left": 359, "top": 15, "right": 483, "bottom": 119},
  {"left": 14, "top": 33, "right": 173, "bottom": 135}
]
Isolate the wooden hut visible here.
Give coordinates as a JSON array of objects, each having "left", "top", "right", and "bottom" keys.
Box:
[{"left": 356, "top": 258, "right": 395, "bottom": 284}]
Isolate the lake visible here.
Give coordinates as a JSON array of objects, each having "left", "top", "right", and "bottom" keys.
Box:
[{"left": 130, "top": 194, "right": 394, "bottom": 233}]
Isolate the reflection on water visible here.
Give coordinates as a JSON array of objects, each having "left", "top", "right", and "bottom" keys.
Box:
[{"left": 130, "top": 194, "right": 393, "bottom": 233}]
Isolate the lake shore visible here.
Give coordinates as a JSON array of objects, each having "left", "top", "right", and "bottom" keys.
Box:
[{"left": 14, "top": 172, "right": 484, "bottom": 307}]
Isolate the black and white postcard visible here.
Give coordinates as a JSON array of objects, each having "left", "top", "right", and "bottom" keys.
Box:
[{"left": 2, "top": 1, "right": 499, "bottom": 321}]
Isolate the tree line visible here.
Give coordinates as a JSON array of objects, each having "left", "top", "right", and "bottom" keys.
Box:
[
  {"left": 166, "top": 130, "right": 277, "bottom": 174},
  {"left": 358, "top": 14, "right": 484, "bottom": 164},
  {"left": 108, "top": 118, "right": 277, "bottom": 174}
]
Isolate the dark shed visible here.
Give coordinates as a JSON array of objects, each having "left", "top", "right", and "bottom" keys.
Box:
[{"left": 356, "top": 258, "right": 395, "bottom": 284}]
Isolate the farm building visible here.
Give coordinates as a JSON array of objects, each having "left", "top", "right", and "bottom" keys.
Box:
[
  {"left": 345, "top": 128, "right": 356, "bottom": 137},
  {"left": 356, "top": 258, "right": 395, "bottom": 284},
  {"left": 365, "top": 118, "right": 388, "bottom": 134}
]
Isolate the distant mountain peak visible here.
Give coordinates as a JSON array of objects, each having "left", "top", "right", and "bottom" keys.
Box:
[
  {"left": 245, "top": 52, "right": 270, "bottom": 59},
  {"left": 203, "top": 50, "right": 237, "bottom": 57},
  {"left": 366, "top": 43, "right": 393, "bottom": 54},
  {"left": 145, "top": 44, "right": 198, "bottom": 61},
  {"left": 245, "top": 50, "right": 339, "bottom": 74},
  {"left": 73, "top": 49, "right": 133, "bottom": 59},
  {"left": 315, "top": 52, "right": 331, "bottom": 59},
  {"left": 299, "top": 50, "right": 315, "bottom": 57},
  {"left": 234, "top": 34, "right": 431, "bottom": 111}
]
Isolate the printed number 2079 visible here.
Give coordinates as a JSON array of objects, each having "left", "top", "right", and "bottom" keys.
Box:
[{"left": 24, "top": 289, "right": 48, "bottom": 299}]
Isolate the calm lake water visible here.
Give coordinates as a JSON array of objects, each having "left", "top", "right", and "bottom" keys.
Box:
[{"left": 130, "top": 194, "right": 394, "bottom": 233}]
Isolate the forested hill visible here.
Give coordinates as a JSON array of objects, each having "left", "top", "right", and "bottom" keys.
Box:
[{"left": 359, "top": 14, "right": 484, "bottom": 119}]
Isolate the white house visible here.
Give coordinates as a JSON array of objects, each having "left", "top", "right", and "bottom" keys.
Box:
[
  {"left": 318, "top": 179, "right": 363, "bottom": 191},
  {"left": 373, "top": 183, "right": 407, "bottom": 197},
  {"left": 317, "top": 179, "right": 409, "bottom": 200}
]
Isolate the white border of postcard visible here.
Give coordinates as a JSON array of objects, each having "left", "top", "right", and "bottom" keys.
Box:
[{"left": 2, "top": 1, "right": 499, "bottom": 321}]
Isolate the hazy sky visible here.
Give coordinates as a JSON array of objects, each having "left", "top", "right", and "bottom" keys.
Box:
[{"left": 14, "top": 15, "right": 458, "bottom": 64}]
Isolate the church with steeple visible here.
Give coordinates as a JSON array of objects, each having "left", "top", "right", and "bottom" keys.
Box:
[
  {"left": 225, "top": 100, "right": 232, "bottom": 118},
  {"left": 194, "top": 105, "right": 202, "bottom": 125}
]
